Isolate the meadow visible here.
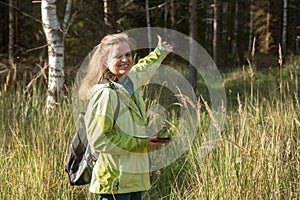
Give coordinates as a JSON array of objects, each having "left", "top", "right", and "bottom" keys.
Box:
[{"left": 0, "top": 55, "right": 299, "bottom": 199}]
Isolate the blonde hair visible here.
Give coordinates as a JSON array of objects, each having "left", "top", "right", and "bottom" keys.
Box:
[{"left": 78, "top": 33, "right": 134, "bottom": 99}]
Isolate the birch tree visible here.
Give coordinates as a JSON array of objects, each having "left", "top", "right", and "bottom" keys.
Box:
[
  {"left": 213, "top": 0, "right": 219, "bottom": 66},
  {"left": 282, "top": 0, "right": 287, "bottom": 58},
  {"left": 104, "top": 0, "right": 108, "bottom": 25},
  {"left": 41, "top": 0, "right": 72, "bottom": 110}
]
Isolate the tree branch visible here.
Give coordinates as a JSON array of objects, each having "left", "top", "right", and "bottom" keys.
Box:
[
  {"left": 62, "top": 0, "right": 72, "bottom": 33},
  {"left": 0, "top": 1, "right": 42, "bottom": 24}
]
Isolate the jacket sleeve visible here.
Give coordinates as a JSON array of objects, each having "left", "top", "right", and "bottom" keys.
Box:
[
  {"left": 86, "top": 89, "right": 148, "bottom": 155},
  {"left": 129, "top": 45, "right": 168, "bottom": 89}
]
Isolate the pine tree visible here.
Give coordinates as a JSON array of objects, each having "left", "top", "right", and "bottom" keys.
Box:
[
  {"left": 253, "top": 0, "right": 274, "bottom": 53},
  {"left": 189, "top": 0, "right": 198, "bottom": 87}
]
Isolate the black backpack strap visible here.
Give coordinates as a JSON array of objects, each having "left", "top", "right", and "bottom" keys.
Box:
[
  {"left": 113, "top": 90, "right": 120, "bottom": 127},
  {"left": 107, "top": 80, "right": 120, "bottom": 127}
]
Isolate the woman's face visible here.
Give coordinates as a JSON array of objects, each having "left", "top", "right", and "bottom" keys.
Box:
[{"left": 106, "top": 42, "right": 132, "bottom": 78}]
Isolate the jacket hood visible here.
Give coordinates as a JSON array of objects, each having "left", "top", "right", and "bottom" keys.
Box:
[
  {"left": 88, "top": 83, "right": 109, "bottom": 99},
  {"left": 87, "top": 82, "right": 122, "bottom": 99}
]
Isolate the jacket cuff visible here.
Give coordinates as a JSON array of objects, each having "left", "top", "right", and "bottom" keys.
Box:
[
  {"left": 155, "top": 45, "right": 168, "bottom": 55},
  {"left": 136, "top": 137, "right": 149, "bottom": 151}
]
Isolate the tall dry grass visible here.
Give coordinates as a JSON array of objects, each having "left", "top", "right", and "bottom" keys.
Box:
[
  {"left": 0, "top": 82, "right": 95, "bottom": 199},
  {"left": 147, "top": 54, "right": 299, "bottom": 199},
  {"left": 0, "top": 54, "right": 299, "bottom": 199}
]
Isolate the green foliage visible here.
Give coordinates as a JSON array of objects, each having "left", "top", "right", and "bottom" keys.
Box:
[
  {"left": 64, "top": 1, "right": 107, "bottom": 67},
  {"left": 1, "top": 0, "right": 299, "bottom": 76}
]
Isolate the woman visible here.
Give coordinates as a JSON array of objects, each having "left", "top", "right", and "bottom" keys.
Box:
[{"left": 79, "top": 32, "right": 173, "bottom": 200}]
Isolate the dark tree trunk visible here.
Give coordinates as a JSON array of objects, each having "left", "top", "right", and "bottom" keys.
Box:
[
  {"left": 99, "top": 0, "right": 106, "bottom": 38},
  {"left": 237, "top": 1, "right": 245, "bottom": 65},
  {"left": 8, "top": 0, "right": 14, "bottom": 59},
  {"left": 0, "top": 0, "right": 9, "bottom": 54},
  {"left": 282, "top": 0, "right": 287, "bottom": 58},
  {"left": 108, "top": 0, "right": 118, "bottom": 32},
  {"left": 189, "top": 0, "right": 198, "bottom": 87}
]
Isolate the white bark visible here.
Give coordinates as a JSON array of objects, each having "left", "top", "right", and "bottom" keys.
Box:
[
  {"left": 62, "top": 0, "right": 72, "bottom": 32},
  {"left": 41, "top": 0, "right": 72, "bottom": 109},
  {"left": 213, "top": 0, "right": 219, "bottom": 65},
  {"left": 104, "top": 0, "right": 108, "bottom": 25},
  {"left": 282, "top": 0, "right": 287, "bottom": 57}
]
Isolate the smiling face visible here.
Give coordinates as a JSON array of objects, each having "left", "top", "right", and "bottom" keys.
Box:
[{"left": 106, "top": 42, "right": 133, "bottom": 78}]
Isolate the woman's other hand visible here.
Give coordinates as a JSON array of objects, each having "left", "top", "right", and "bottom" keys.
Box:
[{"left": 148, "top": 136, "right": 169, "bottom": 149}]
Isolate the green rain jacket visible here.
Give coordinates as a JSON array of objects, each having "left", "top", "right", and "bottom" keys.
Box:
[{"left": 85, "top": 45, "right": 168, "bottom": 194}]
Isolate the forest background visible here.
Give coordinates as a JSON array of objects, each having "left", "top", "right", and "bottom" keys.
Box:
[
  {"left": 1, "top": 0, "right": 299, "bottom": 76},
  {"left": 0, "top": 0, "right": 299, "bottom": 199}
]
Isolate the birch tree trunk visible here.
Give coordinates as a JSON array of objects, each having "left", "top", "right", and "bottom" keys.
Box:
[
  {"left": 104, "top": 0, "right": 108, "bottom": 25},
  {"left": 8, "top": 0, "right": 14, "bottom": 59},
  {"left": 41, "top": 0, "right": 72, "bottom": 110},
  {"left": 213, "top": 0, "right": 219, "bottom": 66},
  {"left": 189, "top": 0, "right": 198, "bottom": 87},
  {"left": 282, "top": 0, "right": 288, "bottom": 58}
]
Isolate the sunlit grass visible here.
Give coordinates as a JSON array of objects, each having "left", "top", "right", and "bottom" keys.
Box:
[
  {"left": 147, "top": 56, "right": 299, "bottom": 199},
  {"left": 0, "top": 55, "right": 299, "bottom": 199}
]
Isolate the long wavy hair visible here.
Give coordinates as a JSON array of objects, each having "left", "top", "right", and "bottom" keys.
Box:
[{"left": 78, "top": 33, "right": 134, "bottom": 99}]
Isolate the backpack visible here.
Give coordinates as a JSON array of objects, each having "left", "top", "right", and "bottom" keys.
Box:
[{"left": 65, "top": 87, "right": 120, "bottom": 186}]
